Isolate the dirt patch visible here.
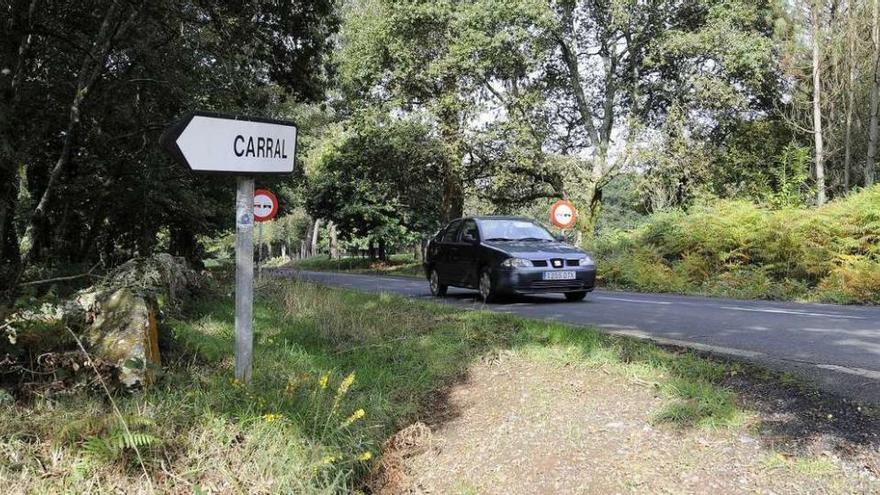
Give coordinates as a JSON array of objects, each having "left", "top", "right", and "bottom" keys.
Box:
[{"left": 371, "top": 356, "right": 880, "bottom": 494}]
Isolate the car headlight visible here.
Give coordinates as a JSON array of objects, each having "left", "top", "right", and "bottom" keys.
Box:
[
  {"left": 578, "top": 256, "right": 594, "bottom": 266},
  {"left": 501, "top": 258, "right": 533, "bottom": 268}
]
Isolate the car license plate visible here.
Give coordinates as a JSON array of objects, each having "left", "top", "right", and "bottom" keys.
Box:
[{"left": 543, "top": 271, "right": 576, "bottom": 280}]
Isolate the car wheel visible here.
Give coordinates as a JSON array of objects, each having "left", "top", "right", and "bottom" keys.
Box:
[
  {"left": 564, "top": 291, "right": 588, "bottom": 302},
  {"left": 429, "top": 268, "right": 447, "bottom": 297},
  {"left": 478, "top": 267, "right": 497, "bottom": 303}
]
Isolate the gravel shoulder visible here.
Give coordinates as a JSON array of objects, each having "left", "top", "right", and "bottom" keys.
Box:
[{"left": 371, "top": 354, "right": 880, "bottom": 495}]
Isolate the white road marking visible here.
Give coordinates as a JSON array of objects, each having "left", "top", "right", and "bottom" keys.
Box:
[
  {"left": 719, "top": 306, "right": 867, "bottom": 320},
  {"left": 605, "top": 328, "right": 766, "bottom": 359},
  {"left": 816, "top": 364, "right": 880, "bottom": 380}
]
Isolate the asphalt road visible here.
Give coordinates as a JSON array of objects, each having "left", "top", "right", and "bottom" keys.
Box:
[{"left": 276, "top": 269, "right": 880, "bottom": 405}]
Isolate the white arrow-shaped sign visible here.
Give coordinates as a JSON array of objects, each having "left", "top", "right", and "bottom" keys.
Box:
[{"left": 161, "top": 112, "right": 297, "bottom": 174}]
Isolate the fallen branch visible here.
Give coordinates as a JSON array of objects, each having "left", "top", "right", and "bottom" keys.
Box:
[{"left": 18, "top": 263, "right": 102, "bottom": 287}]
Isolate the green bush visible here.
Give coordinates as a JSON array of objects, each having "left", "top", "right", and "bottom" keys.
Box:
[
  {"left": 816, "top": 256, "right": 880, "bottom": 304},
  {"left": 594, "top": 186, "right": 880, "bottom": 304}
]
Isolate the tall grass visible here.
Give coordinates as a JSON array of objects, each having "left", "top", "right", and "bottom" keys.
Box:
[
  {"left": 594, "top": 186, "right": 880, "bottom": 304},
  {"left": 293, "top": 254, "right": 423, "bottom": 278}
]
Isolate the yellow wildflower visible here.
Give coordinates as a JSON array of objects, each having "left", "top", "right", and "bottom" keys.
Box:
[
  {"left": 318, "top": 372, "right": 330, "bottom": 390},
  {"left": 342, "top": 408, "right": 366, "bottom": 427},
  {"left": 336, "top": 372, "right": 356, "bottom": 399},
  {"left": 332, "top": 372, "right": 356, "bottom": 412},
  {"left": 262, "top": 413, "right": 283, "bottom": 423},
  {"left": 320, "top": 455, "right": 339, "bottom": 465},
  {"left": 356, "top": 451, "right": 372, "bottom": 461}
]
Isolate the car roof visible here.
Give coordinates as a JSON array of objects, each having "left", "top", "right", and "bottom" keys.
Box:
[
  {"left": 437, "top": 216, "right": 540, "bottom": 231},
  {"left": 468, "top": 215, "right": 535, "bottom": 222}
]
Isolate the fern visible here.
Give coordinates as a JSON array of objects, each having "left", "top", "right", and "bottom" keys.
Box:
[
  {"left": 81, "top": 431, "right": 160, "bottom": 462},
  {"left": 62, "top": 414, "right": 160, "bottom": 464}
]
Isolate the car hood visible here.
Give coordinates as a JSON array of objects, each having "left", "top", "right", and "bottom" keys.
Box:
[{"left": 482, "top": 240, "right": 585, "bottom": 259}]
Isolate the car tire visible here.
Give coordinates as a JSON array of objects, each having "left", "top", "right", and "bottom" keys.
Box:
[
  {"left": 564, "top": 291, "right": 588, "bottom": 302},
  {"left": 429, "top": 268, "right": 447, "bottom": 297},
  {"left": 478, "top": 267, "right": 497, "bottom": 303}
]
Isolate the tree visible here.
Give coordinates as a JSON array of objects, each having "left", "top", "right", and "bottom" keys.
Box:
[
  {"left": 778, "top": 0, "right": 880, "bottom": 198},
  {"left": 868, "top": 0, "right": 880, "bottom": 185},
  {"left": 338, "top": 0, "right": 468, "bottom": 222},
  {"left": 1, "top": 0, "right": 337, "bottom": 292},
  {"left": 339, "top": 0, "right": 781, "bottom": 238},
  {"left": 307, "top": 113, "right": 445, "bottom": 258}
]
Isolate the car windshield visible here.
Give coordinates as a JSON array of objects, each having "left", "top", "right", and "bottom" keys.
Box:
[{"left": 478, "top": 219, "right": 554, "bottom": 242}]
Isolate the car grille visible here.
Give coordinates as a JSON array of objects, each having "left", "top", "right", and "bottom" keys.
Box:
[
  {"left": 526, "top": 280, "right": 585, "bottom": 291},
  {"left": 531, "top": 259, "right": 579, "bottom": 268}
]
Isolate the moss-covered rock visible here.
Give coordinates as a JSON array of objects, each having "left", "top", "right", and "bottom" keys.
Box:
[
  {"left": 4, "top": 254, "right": 200, "bottom": 390},
  {"left": 95, "top": 253, "right": 202, "bottom": 312},
  {"left": 85, "top": 288, "right": 161, "bottom": 387}
]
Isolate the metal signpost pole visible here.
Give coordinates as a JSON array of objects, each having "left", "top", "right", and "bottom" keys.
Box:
[{"left": 234, "top": 176, "right": 255, "bottom": 384}]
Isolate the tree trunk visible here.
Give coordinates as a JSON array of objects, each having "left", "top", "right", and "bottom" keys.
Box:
[
  {"left": 328, "top": 221, "right": 339, "bottom": 260},
  {"left": 0, "top": 0, "right": 39, "bottom": 294},
  {"left": 555, "top": 2, "right": 615, "bottom": 237},
  {"left": 844, "top": 3, "right": 857, "bottom": 193},
  {"left": 0, "top": 172, "right": 19, "bottom": 265},
  {"left": 378, "top": 239, "right": 387, "bottom": 261},
  {"left": 437, "top": 95, "right": 464, "bottom": 223},
  {"left": 812, "top": 1, "right": 827, "bottom": 204},
  {"left": 868, "top": 0, "right": 880, "bottom": 186},
  {"left": 170, "top": 227, "right": 202, "bottom": 269},
  {"left": 303, "top": 220, "right": 314, "bottom": 257},
  {"left": 310, "top": 218, "right": 322, "bottom": 256}
]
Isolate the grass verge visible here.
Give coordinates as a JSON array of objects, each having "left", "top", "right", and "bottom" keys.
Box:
[
  {"left": 0, "top": 277, "right": 859, "bottom": 493},
  {"left": 291, "top": 254, "right": 423, "bottom": 278}
]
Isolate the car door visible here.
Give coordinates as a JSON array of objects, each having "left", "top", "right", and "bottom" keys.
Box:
[
  {"left": 437, "top": 220, "right": 462, "bottom": 285},
  {"left": 456, "top": 219, "right": 481, "bottom": 288}
]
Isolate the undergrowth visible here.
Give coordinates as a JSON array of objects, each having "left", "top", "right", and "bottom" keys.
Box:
[{"left": 594, "top": 185, "right": 880, "bottom": 304}]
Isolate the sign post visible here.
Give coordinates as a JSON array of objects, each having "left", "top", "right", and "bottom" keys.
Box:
[{"left": 162, "top": 112, "right": 296, "bottom": 384}]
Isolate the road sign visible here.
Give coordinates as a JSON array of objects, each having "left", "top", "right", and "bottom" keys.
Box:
[
  {"left": 253, "top": 189, "right": 278, "bottom": 222},
  {"left": 161, "top": 112, "right": 297, "bottom": 174},
  {"left": 549, "top": 199, "right": 577, "bottom": 229},
  {"left": 161, "top": 111, "right": 297, "bottom": 385}
]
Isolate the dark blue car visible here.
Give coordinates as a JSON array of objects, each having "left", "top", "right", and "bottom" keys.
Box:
[{"left": 424, "top": 216, "right": 597, "bottom": 302}]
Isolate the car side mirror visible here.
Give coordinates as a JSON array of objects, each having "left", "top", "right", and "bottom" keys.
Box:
[
  {"left": 461, "top": 233, "right": 478, "bottom": 244},
  {"left": 554, "top": 233, "right": 566, "bottom": 242}
]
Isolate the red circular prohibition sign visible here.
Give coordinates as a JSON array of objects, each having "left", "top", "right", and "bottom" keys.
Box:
[
  {"left": 549, "top": 199, "right": 577, "bottom": 229},
  {"left": 253, "top": 189, "right": 279, "bottom": 222}
]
